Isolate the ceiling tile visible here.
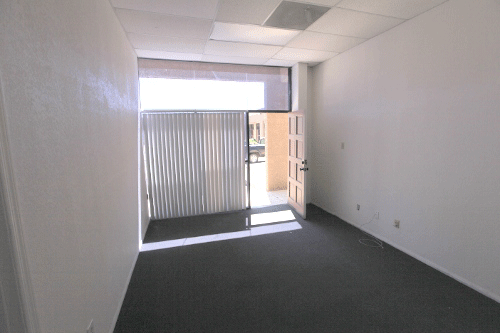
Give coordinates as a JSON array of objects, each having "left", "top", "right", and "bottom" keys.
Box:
[
  {"left": 210, "top": 22, "right": 300, "bottom": 46},
  {"left": 336, "top": 0, "right": 448, "bottom": 20},
  {"left": 136, "top": 50, "right": 203, "bottom": 61},
  {"left": 201, "top": 55, "right": 268, "bottom": 65},
  {"left": 127, "top": 33, "right": 206, "bottom": 53},
  {"left": 264, "top": 59, "right": 297, "bottom": 67},
  {"left": 307, "top": 7, "right": 404, "bottom": 38},
  {"left": 273, "top": 47, "right": 337, "bottom": 62},
  {"left": 215, "top": 0, "right": 282, "bottom": 25},
  {"left": 110, "top": 0, "right": 219, "bottom": 19},
  {"left": 287, "top": 31, "right": 366, "bottom": 52},
  {"left": 205, "top": 40, "right": 282, "bottom": 58},
  {"left": 115, "top": 8, "right": 212, "bottom": 39}
]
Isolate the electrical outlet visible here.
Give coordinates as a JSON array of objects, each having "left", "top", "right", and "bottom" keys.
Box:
[
  {"left": 375, "top": 212, "right": 379, "bottom": 219},
  {"left": 394, "top": 220, "right": 400, "bottom": 228},
  {"left": 86, "top": 319, "right": 94, "bottom": 333},
  {"left": 356, "top": 204, "right": 360, "bottom": 211},
  {"left": 341, "top": 142, "right": 345, "bottom": 149}
]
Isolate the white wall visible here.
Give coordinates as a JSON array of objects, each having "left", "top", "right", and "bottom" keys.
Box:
[
  {"left": 0, "top": 1, "right": 140, "bottom": 332},
  {"left": 140, "top": 137, "right": 150, "bottom": 240},
  {"left": 0, "top": 176, "right": 26, "bottom": 333},
  {"left": 0, "top": 287, "right": 6, "bottom": 333},
  {"left": 311, "top": 0, "right": 500, "bottom": 302},
  {"left": 292, "top": 63, "right": 308, "bottom": 112}
]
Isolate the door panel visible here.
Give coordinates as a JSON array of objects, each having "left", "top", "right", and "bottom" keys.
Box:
[
  {"left": 297, "top": 116, "right": 304, "bottom": 135},
  {"left": 296, "top": 140, "right": 303, "bottom": 159},
  {"left": 296, "top": 163, "right": 303, "bottom": 184},
  {"left": 288, "top": 181, "right": 295, "bottom": 201},
  {"left": 287, "top": 111, "right": 307, "bottom": 219},
  {"left": 289, "top": 139, "right": 295, "bottom": 158}
]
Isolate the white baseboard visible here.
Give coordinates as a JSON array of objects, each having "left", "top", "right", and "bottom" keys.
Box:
[
  {"left": 109, "top": 249, "right": 140, "bottom": 333},
  {"left": 317, "top": 205, "right": 500, "bottom": 304}
]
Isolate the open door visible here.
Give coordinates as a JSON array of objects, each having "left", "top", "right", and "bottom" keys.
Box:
[{"left": 287, "top": 111, "right": 307, "bottom": 219}]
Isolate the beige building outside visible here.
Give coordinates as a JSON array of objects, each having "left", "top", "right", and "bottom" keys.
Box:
[{"left": 249, "top": 113, "right": 288, "bottom": 192}]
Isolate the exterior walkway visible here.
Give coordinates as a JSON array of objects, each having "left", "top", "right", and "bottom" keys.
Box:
[{"left": 250, "top": 159, "right": 287, "bottom": 207}]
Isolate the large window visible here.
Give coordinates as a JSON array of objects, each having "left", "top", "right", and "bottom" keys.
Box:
[{"left": 139, "top": 59, "right": 290, "bottom": 111}]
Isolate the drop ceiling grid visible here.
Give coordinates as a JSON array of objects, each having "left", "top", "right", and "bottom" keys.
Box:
[
  {"left": 127, "top": 33, "right": 207, "bottom": 53},
  {"left": 286, "top": 31, "right": 366, "bottom": 53},
  {"left": 110, "top": 0, "right": 220, "bottom": 20},
  {"left": 210, "top": 22, "right": 301, "bottom": 46},
  {"left": 306, "top": 7, "right": 405, "bottom": 39},
  {"left": 336, "top": 0, "right": 449, "bottom": 20},
  {"left": 111, "top": 0, "right": 450, "bottom": 66},
  {"left": 204, "top": 40, "right": 283, "bottom": 58},
  {"left": 265, "top": 59, "right": 298, "bottom": 67},
  {"left": 135, "top": 50, "right": 204, "bottom": 61},
  {"left": 115, "top": 8, "right": 213, "bottom": 39},
  {"left": 201, "top": 54, "right": 269, "bottom": 65},
  {"left": 274, "top": 47, "right": 338, "bottom": 62}
]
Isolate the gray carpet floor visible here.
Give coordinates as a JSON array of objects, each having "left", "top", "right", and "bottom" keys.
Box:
[{"left": 114, "top": 204, "right": 500, "bottom": 332}]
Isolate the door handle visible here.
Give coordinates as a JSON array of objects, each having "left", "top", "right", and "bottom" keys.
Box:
[{"left": 300, "top": 167, "right": 309, "bottom": 171}]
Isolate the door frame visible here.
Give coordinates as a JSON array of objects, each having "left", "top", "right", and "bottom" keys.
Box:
[{"left": 246, "top": 110, "right": 290, "bottom": 209}]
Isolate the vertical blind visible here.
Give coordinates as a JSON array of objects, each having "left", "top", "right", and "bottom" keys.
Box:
[{"left": 143, "top": 112, "right": 246, "bottom": 220}]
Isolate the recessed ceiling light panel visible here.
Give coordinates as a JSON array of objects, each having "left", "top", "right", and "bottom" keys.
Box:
[{"left": 264, "top": 1, "right": 331, "bottom": 30}]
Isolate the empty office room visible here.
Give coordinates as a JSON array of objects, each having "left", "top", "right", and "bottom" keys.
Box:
[{"left": 1, "top": 0, "right": 500, "bottom": 332}]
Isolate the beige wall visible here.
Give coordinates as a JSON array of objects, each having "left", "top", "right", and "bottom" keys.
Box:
[{"left": 266, "top": 113, "right": 288, "bottom": 191}]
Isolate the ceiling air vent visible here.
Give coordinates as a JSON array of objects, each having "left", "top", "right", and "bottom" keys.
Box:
[{"left": 264, "top": 1, "right": 331, "bottom": 31}]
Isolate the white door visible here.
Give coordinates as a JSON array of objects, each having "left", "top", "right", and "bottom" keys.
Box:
[{"left": 287, "top": 111, "right": 307, "bottom": 219}]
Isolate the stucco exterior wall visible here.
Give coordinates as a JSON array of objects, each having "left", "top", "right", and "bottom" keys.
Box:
[{"left": 266, "top": 113, "right": 288, "bottom": 191}]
